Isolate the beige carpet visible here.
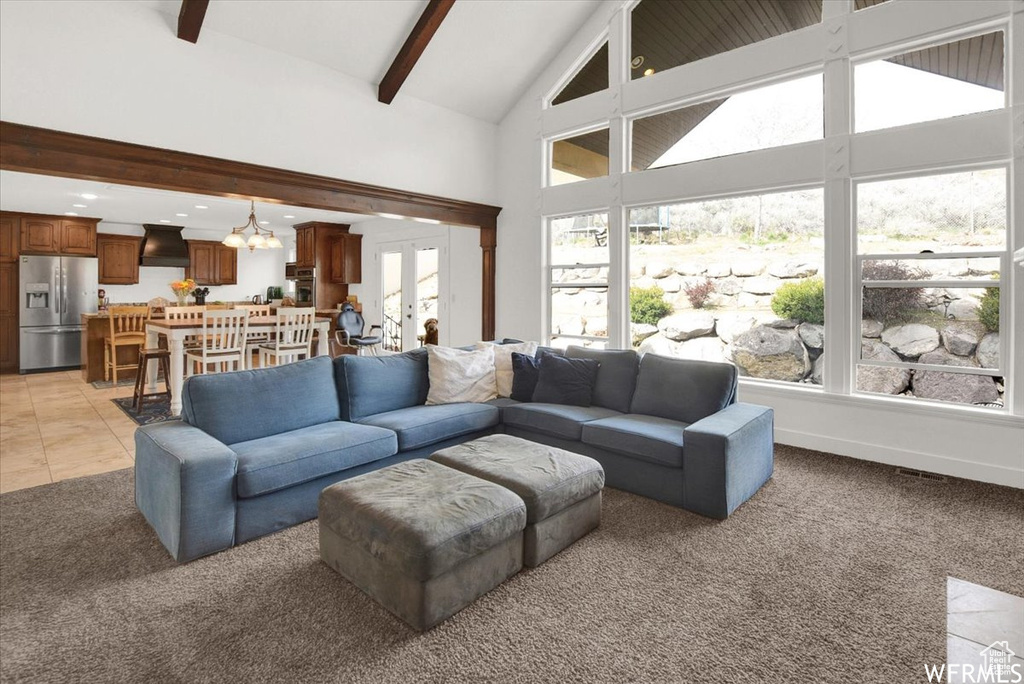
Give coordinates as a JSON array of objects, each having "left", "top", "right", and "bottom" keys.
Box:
[{"left": 1, "top": 445, "right": 1021, "bottom": 683}]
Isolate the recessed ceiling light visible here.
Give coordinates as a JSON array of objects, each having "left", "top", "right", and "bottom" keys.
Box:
[
  {"left": 194, "top": 205, "right": 208, "bottom": 209},
  {"left": 80, "top": 193, "right": 98, "bottom": 200},
  {"left": 643, "top": 68, "right": 655, "bottom": 77},
  {"left": 159, "top": 219, "right": 172, "bottom": 223},
  {"left": 283, "top": 215, "right": 295, "bottom": 219},
  {"left": 72, "top": 204, "right": 87, "bottom": 208},
  {"left": 64, "top": 212, "right": 78, "bottom": 216},
  {"left": 176, "top": 213, "right": 188, "bottom": 217}
]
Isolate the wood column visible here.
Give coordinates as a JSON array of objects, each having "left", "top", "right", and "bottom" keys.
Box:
[{"left": 480, "top": 224, "right": 496, "bottom": 341}]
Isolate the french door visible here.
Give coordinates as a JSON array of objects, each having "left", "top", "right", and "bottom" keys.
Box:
[{"left": 378, "top": 238, "right": 446, "bottom": 351}]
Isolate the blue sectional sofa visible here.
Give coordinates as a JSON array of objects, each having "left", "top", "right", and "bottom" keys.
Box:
[{"left": 135, "top": 347, "right": 773, "bottom": 562}]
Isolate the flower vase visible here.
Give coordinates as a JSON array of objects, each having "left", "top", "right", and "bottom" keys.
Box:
[{"left": 175, "top": 293, "right": 187, "bottom": 307}]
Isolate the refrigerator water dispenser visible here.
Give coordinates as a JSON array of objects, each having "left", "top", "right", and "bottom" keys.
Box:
[{"left": 25, "top": 283, "right": 49, "bottom": 309}]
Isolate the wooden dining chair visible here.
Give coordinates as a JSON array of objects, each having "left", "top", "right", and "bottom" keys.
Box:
[
  {"left": 258, "top": 308, "right": 316, "bottom": 367},
  {"left": 104, "top": 305, "right": 151, "bottom": 384},
  {"left": 163, "top": 305, "right": 207, "bottom": 351},
  {"left": 235, "top": 304, "right": 272, "bottom": 369},
  {"left": 184, "top": 310, "right": 249, "bottom": 376}
]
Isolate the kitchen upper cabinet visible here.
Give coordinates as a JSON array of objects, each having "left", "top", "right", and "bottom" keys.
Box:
[
  {"left": 20, "top": 217, "right": 60, "bottom": 254},
  {"left": 59, "top": 220, "right": 97, "bottom": 255},
  {"left": 0, "top": 216, "right": 18, "bottom": 262},
  {"left": 295, "top": 226, "right": 315, "bottom": 268},
  {"left": 97, "top": 234, "right": 142, "bottom": 285},
  {"left": 187, "top": 240, "right": 237, "bottom": 285},
  {"left": 329, "top": 233, "right": 362, "bottom": 284},
  {"left": 16, "top": 214, "right": 98, "bottom": 256},
  {"left": 216, "top": 244, "right": 237, "bottom": 285}
]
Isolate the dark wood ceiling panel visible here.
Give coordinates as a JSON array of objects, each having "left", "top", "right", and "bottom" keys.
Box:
[{"left": 887, "top": 32, "right": 1003, "bottom": 91}]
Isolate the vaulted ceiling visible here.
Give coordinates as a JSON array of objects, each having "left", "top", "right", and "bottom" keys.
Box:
[{"left": 143, "top": 0, "right": 605, "bottom": 124}]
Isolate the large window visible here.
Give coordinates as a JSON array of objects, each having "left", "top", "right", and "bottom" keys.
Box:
[
  {"left": 855, "top": 169, "right": 1006, "bottom": 408},
  {"left": 854, "top": 31, "right": 1005, "bottom": 133},
  {"left": 631, "top": 73, "right": 823, "bottom": 171},
  {"left": 630, "top": 0, "right": 821, "bottom": 79},
  {"left": 549, "top": 213, "right": 609, "bottom": 349},
  {"left": 628, "top": 189, "right": 824, "bottom": 385}
]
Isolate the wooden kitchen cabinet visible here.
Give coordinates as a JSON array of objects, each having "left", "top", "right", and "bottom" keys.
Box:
[
  {"left": 20, "top": 217, "right": 60, "bottom": 254},
  {"left": 0, "top": 215, "right": 18, "bottom": 262},
  {"left": 329, "top": 233, "right": 362, "bottom": 283},
  {"left": 59, "top": 220, "right": 97, "bottom": 255},
  {"left": 295, "top": 226, "right": 316, "bottom": 268},
  {"left": 187, "top": 240, "right": 237, "bottom": 285},
  {"left": 15, "top": 213, "right": 98, "bottom": 256},
  {"left": 97, "top": 234, "right": 142, "bottom": 285},
  {"left": 0, "top": 261, "right": 18, "bottom": 373},
  {"left": 216, "top": 244, "right": 237, "bottom": 285}
]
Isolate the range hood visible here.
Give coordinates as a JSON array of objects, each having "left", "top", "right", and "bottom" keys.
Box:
[{"left": 140, "top": 225, "right": 189, "bottom": 267}]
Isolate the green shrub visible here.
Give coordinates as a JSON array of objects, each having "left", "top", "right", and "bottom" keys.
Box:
[
  {"left": 630, "top": 285, "right": 673, "bottom": 326},
  {"left": 977, "top": 287, "right": 999, "bottom": 331},
  {"left": 861, "top": 260, "right": 929, "bottom": 322},
  {"left": 771, "top": 277, "right": 824, "bottom": 325}
]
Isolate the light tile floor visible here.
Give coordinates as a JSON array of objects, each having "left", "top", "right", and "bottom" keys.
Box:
[
  {"left": 946, "top": 577, "right": 1024, "bottom": 682},
  {"left": 0, "top": 370, "right": 138, "bottom": 493}
]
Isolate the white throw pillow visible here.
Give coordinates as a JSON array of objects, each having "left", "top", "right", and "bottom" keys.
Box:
[
  {"left": 476, "top": 341, "right": 538, "bottom": 398},
  {"left": 426, "top": 345, "right": 498, "bottom": 405}
]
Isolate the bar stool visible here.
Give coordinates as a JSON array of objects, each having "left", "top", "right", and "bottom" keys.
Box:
[{"left": 133, "top": 348, "right": 171, "bottom": 412}]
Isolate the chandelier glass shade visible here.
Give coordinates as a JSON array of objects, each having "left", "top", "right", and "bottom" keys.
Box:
[{"left": 223, "top": 201, "right": 283, "bottom": 251}]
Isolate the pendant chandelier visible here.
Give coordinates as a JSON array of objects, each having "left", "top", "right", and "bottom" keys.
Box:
[{"left": 222, "top": 200, "right": 283, "bottom": 251}]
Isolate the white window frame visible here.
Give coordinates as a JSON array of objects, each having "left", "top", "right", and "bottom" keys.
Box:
[{"left": 545, "top": 212, "right": 612, "bottom": 348}]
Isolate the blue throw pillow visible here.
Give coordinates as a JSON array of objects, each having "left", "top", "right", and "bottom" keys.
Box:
[
  {"left": 532, "top": 353, "right": 600, "bottom": 407},
  {"left": 510, "top": 352, "right": 541, "bottom": 402}
]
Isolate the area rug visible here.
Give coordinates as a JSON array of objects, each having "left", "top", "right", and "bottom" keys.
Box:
[
  {"left": 111, "top": 396, "right": 178, "bottom": 425},
  {"left": 90, "top": 378, "right": 138, "bottom": 389},
  {"left": 1, "top": 446, "right": 1021, "bottom": 683}
]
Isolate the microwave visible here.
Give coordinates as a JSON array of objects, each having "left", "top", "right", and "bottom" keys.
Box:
[{"left": 286, "top": 264, "right": 314, "bottom": 281}]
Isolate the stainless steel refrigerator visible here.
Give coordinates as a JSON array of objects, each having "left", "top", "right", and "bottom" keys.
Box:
[{"left": 19, "top": 255, "right": 98, "bottom": 372}]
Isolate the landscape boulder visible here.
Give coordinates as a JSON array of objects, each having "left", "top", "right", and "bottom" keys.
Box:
[
  {"left": 857, "top": 340, "right": 910, "bottom": 395},
  {"left": 741, "top": 276, "right": 780, "bottom": 295},
  {"left": 658, "top": 311, "right": 716, "bottom": 341},
  {"left": 675, "top": 337, "right": 728, "bottom": 363},
  {"left": 631, "top": 323, "right": 659, "bottom": 346},
  {"left": 810, "top": 354, "right": 824, "bottom": 385},
  {"left": 645, "top": 262, "right": 674, "bottom": 279},
  {"left": 675, "top": 262, "right": 706, "bottom": 276},
  {"left": 732, "top": 260, "right": 766, "bottom": 277},
  {"left": 797, "top": 323, "right": 824, "bottom": 350},
  {"left": 913, "top": 349, "right": 999, "bottom": 405},
  {"left": 976, "top": 333, "right": 999, "bottom": 369},
  {"left": 881, "top": 324, "right": 940, "bottom": 358},
  {"left": 730, "top": 326, "right": 810, "bottom": 382},
  {"left": 861, "top": 319, "right": 884, "bottom": 338},
  {"left": 767, "top": 261, "right": 818, "bottom": 279},
  {"left": 940, "top": 324, "right": 979, "bottom": 357},
  {"left": 705, "top": 263, "right": 731, "bottom": 278},
  {"left": 715, "top": 313, "right": 757, "bottom": 345}
]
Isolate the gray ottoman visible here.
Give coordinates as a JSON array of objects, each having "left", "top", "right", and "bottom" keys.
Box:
[
  {"left": 318, "top": 459, "right": 526, "bottom": 631},
  {"left": 431, "top": 434, "right": 604, "bottom": 567}
]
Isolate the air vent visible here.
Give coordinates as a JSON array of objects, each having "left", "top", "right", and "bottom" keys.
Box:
[{"left": 896, "top": 467, "right": 948, "bottom": 482}]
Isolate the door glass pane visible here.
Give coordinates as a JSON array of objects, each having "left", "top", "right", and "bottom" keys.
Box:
[
  {"left": 631, "top": 0, "right": 821, "bottom": 80},
  {"left": 381, "top": 251, "right": 403, "bottom": 352},
  {"left": 416, "top": 248, "right": 439, "bottom": 347},
  {"left": 854, "top": 31, "right": 1004, "bottom": 133}
]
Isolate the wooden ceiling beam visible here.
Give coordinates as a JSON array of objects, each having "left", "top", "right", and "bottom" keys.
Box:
[
  {"left": 378, "top": 0, "right": 456, "bottom": 105},
  {"left": 177, "top": 0, "right": 210, "bottom": 44}
]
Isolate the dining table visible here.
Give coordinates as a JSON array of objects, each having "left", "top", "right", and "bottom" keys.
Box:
[{"left": 144, "top": 315, "right": 333, "bottom": 416}]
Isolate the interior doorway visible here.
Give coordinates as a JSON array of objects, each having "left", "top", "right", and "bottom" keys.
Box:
[{"left": 378, "top": 238, "right": 447, "bottom": 351}]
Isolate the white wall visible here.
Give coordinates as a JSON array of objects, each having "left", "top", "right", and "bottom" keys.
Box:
[
  {"left": 97, "top": 223, "right": 286, "bottom": 304},
  {"left": 0, "top": 0, "right": 497, "bottom": 206},
  {"left": 349, "top": 219, "right": 483, "bottom": 347},
  {"left": 494, "top": 0, "right": 1024, "bottom": 487}
]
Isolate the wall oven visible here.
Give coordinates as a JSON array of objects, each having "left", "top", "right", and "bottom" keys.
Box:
[{"left": 294, "top": 278, "right": 314, "bottom": 306}]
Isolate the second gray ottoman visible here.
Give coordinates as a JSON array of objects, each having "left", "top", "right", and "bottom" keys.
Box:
[
  {"left": 318, "top": 459, "right": 526, "bottom": 631},
  {"left": 431, "top": 434, "right": 605, "bottom": 567}
]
